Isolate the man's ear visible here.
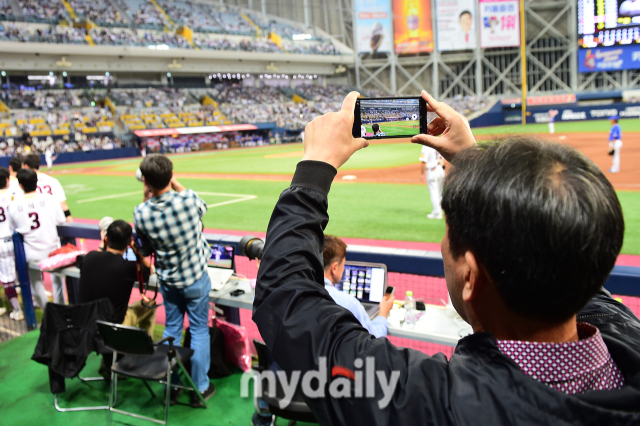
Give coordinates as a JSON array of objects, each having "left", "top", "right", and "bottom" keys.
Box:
[
  {"left": 461, "top": 251, "right": 484, "bottom": 303},
  {"left": 330, "top": 261, "right": 340, "bottom": 275}
]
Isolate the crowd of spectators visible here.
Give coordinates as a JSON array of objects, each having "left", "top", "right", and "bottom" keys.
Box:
[
  {"left": 296, "top": 84, "right": 344, "bottom": 102},
  {"left": 109, "top": 88, "right": 189, "bottom": 108},
  {"left": 132, "top": 0, "right": 166, "bottom": 28},
  {"left": 33, "top": 25, "right": 87, "bottom": 44},
  {"left": 0, "top": 0, "right": 13, "bottom": 19},
  {"left": 212, "top": 82, "right": 286, "bottom": 105},
  {"left": 283, "top": 41, "right": 339, "bottom": 55},
  {"left": 0, "top": 22, "right": 30, "bottom": 41},
  {"left": 445, "top": 94, "right": 488, "bottom": 116},
  {"left": 0, "top": 134, "right": 124, "bottom": 157},
  {"left": 19, "top": 0, "right": 67, "bottom": 22},
  {"left": 68, "top": 0, "right": 127, "bottom": 26},
  {"left": 1, "top": 89, "right": 85, "bottom": 110}
]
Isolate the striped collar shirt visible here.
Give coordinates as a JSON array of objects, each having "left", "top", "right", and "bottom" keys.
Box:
[{"left": 134, "top": 189, "right": 209, "bottom": 288}]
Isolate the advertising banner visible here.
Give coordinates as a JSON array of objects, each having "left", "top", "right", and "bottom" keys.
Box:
[
  {"left": 503, "top": 102, "right": 640, "bottom": 125},
  {"left": 354, "top": 0, "right": 394, "bottom": 56},
  {"left": 436, "top": 0, "right": 477, "bottom": 51},
  {"left": 500, "top": 94, "right": 577, "bottom": 106},
  {"left": 393, "top": 0, "right": 434, "bottom": 54},
  {"left": 479, "top": 0, "right": 520, "bottom": 48},
  {"left": 578, "top": 45, "right": 640, "bottom": 73}
]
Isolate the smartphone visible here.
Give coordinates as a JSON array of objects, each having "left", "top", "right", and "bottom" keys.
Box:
[
  {"left": 385, "top": 286, "right": 395, "bottom": 297},
  {"left": 230, "top": 289, "right": 245, "bottom": 297},
  {"left": 353, "top": 97, "right": 428, "bottom": 140}
]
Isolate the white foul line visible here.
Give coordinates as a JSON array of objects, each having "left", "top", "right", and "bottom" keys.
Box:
[
  {"left": 76, "top": 191, "right": 257, "bottom": 208},
  {"left": 198, "top": 192, "right": 257, "bottom": 208},
  {"left": 76, "top": 191, "right": 142, "bottom": 204}
]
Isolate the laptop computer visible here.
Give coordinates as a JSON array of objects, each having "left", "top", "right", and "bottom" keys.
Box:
[
  {"left": 207, "top": 244, "right": 236, "bottom": 291},
  {"left": 336, "top": 261, "right": 388, "bottom": 319}
]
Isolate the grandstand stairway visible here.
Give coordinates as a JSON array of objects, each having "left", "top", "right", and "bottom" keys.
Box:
[
  {"left": 7, "top": 0, "right": 22, "bottom": 19},
  {"left": 147, "top": 0, "right": 175, "bottom": 28},
  {"left": 108, "top": 0, "right": 133, "bottom": 25}
]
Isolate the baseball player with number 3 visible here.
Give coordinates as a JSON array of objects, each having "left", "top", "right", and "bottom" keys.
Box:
[{"left": 10, "top": 169, "right": 66, "bottom": 307}]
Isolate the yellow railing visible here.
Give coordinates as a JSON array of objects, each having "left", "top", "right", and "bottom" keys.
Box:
[
  {"left": 148, "top": 0, "right": 175, "bottom": 27},
  {"left": 60, "top": 0, "right": 77, "bottom": 20}
]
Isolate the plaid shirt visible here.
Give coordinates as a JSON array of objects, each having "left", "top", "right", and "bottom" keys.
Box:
[{"left": 134, "top": 189, "right": 209, "bottom": 288}]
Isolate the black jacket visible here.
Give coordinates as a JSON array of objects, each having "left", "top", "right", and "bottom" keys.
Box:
[
  {"left": 253, "top": 160, "right": 640, "bottom": 426},
  {"left": 32, "top": 298, "right": 114, "bottom": 394}
]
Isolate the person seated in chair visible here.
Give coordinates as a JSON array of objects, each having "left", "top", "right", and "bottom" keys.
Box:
[{"left": 77, "top": 220, "right": 151, "bottom": 325}]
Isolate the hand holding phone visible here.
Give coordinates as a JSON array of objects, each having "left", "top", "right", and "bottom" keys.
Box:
[
  {"left": 353, "top": 97, "right": 428, "bottom": 140},
  {"left": 301, "top": 91, "right": 368, "bottom": 170},
  {"left": 410, "top": 90, "right": 477, "bottom": 162}
]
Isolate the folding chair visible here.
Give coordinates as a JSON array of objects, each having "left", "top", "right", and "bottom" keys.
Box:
[
  {"left": 31, "top": 299, "right": 114, "bottom": 413},
  {"left": 96, "top": 320, "right": 207, "bottom": 426},
  {"left": 253, "top": 340, "right": 317, "bottom": 425}
]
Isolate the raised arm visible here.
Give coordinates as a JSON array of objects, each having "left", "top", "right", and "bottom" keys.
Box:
[{"left": 252, "top": 92, "right": 466, "bottom": 425}]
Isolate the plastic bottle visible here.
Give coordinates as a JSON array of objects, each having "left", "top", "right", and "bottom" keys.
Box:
[
  {"left": 404, "top": 291, "right": 417, "bottom": 329},
  {"left": 79, "top": 238, "right": 85, "bottom": 252}
]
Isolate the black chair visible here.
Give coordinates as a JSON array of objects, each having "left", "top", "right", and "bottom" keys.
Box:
[
  {"left": 96, "top": 321, "right": 207, "bottom": 426},
  {"left": 31, "top": 299, "right": 114, "bottom": 413},
  {"left": 253, "top": 340, "right": 317, "bottom": 425}
]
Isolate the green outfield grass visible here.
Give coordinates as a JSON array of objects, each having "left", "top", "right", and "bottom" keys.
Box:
[
  {"left": 57, "top": 142, "right": 425, "bottom": 175},
  {"left": 364, "top": 120, "right": 420, "bottom": 138},
  {"left": 56, "top": 173, "right": 640, "bottom": 255},
  {"left": 472, "top": 117, "right": 640, "bottom": 135},
  {"left": 52, "top": 118, "right": 639, "bottom": 254}
]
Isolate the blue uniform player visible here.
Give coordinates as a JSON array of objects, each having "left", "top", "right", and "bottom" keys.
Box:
[{"left": 608, "top": 115, "right": 622, "bottom": 173}]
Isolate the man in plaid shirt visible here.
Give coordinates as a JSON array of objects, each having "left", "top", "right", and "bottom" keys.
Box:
[{"left": 134, "top": 154, "right": 215, "bottom": 407}]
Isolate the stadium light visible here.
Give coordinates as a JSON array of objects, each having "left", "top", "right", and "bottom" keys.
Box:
[
  {"left": 49, "top": 71, "right": 54, "bottom": 76},
  {"left": 62, "top": 71, "right": 67, "bottom": 77},
  {"left": 1, "top": 71, "right": 5, "bottom": 77},
  {"left": 105, "top": 72, "right": 110, "bottom": 76},
  {"left": 167, "top": 72, "right": 171, "bottom": 77}
]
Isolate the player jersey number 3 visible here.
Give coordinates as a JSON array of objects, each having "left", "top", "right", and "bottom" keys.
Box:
[
  {"left": 29, "top": 212, "right": 40, "bottom": 230},
  {"left": 37, "top": 185, "right": 52, "bottom": 195}
]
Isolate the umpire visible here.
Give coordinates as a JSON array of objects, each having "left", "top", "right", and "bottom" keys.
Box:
[{"left": 133, "top": 154, "right": 215, "bottom": 407}]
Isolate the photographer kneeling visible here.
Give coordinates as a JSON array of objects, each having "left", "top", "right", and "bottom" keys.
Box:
[
  {"left": 134, "top": 154, "right": 215, "bottom": 407},
  {"left": 253, "top": 91, "right": 640, "bottom": 424}
]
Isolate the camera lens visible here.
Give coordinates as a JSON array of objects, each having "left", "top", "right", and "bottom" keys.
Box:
[{"left": 239, "top": 235, "right": 264, "bottom": 260}]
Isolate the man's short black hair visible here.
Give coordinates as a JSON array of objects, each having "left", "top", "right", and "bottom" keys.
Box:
[
  {"left": 442, "top": 136, "right": 624, "bottom": 323},
  {"left": 372, "top": 123, "right": 380, "bottom": 133},
  {"left": 9, "top": 157, "right": 22, "bottom": 173},
  {"left": 140, "top": 154, "right": 173, "bottom": 190},
  {"left": 459, "top": 10, "right": 472, "bottom": 18},
  {"left": 106, "top": 220, "right": 132, "bottom": 251},
  {"left": 17, "top": 168, "right": 37, "bottom": 192},
  {"left": 0, "top": 167, "right": 9, "bottom": 190},
  {"left": 23, "top": 154, "right": 41, "bottom": 170}
]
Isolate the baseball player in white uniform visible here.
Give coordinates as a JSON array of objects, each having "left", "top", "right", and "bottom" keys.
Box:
[
  {"left": 45, "top": 148, "right": 57, "bottom": 172},
  {"left": 8, "top": 157, "right": 23, "bottom": 197},
  {"left": 420, "top": 145, "right": 445, "bottom": 219},
  {"left": 22, "top": 153, "right": 72, "bottom": 222},
  {"left": 11, "top": 169, "right": 66, "bottom": 307},
  {"left": 0, "top": 168, "right": 23, "bottom": 320}
]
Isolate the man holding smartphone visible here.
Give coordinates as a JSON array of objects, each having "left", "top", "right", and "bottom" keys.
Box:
[{"left": 253, "top": 91, "right": 640, "bottom": 424}]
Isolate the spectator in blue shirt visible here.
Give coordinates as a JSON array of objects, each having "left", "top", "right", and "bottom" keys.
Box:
[
  {"left": 608, "top": 115, "right": 622, "bottom": 173},
  {"left": 323, "top": 235, "right": 394, "bottom": 338}
]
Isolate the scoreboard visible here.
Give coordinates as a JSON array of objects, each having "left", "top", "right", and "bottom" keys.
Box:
[{"left": 578, "top": 0, "right": 640, "bottom": 48}]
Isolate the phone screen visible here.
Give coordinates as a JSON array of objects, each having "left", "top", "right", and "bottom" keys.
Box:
[{"left": 353, "top": 97, "right": 427, "bottom": 140}]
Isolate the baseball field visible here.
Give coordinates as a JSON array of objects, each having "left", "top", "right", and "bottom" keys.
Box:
[
  {"left": 52, "top": 118, "right": 640, "bottom": 255},
  {"left": 363, "top": 119, "right": 421, "bottom": 137}
]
